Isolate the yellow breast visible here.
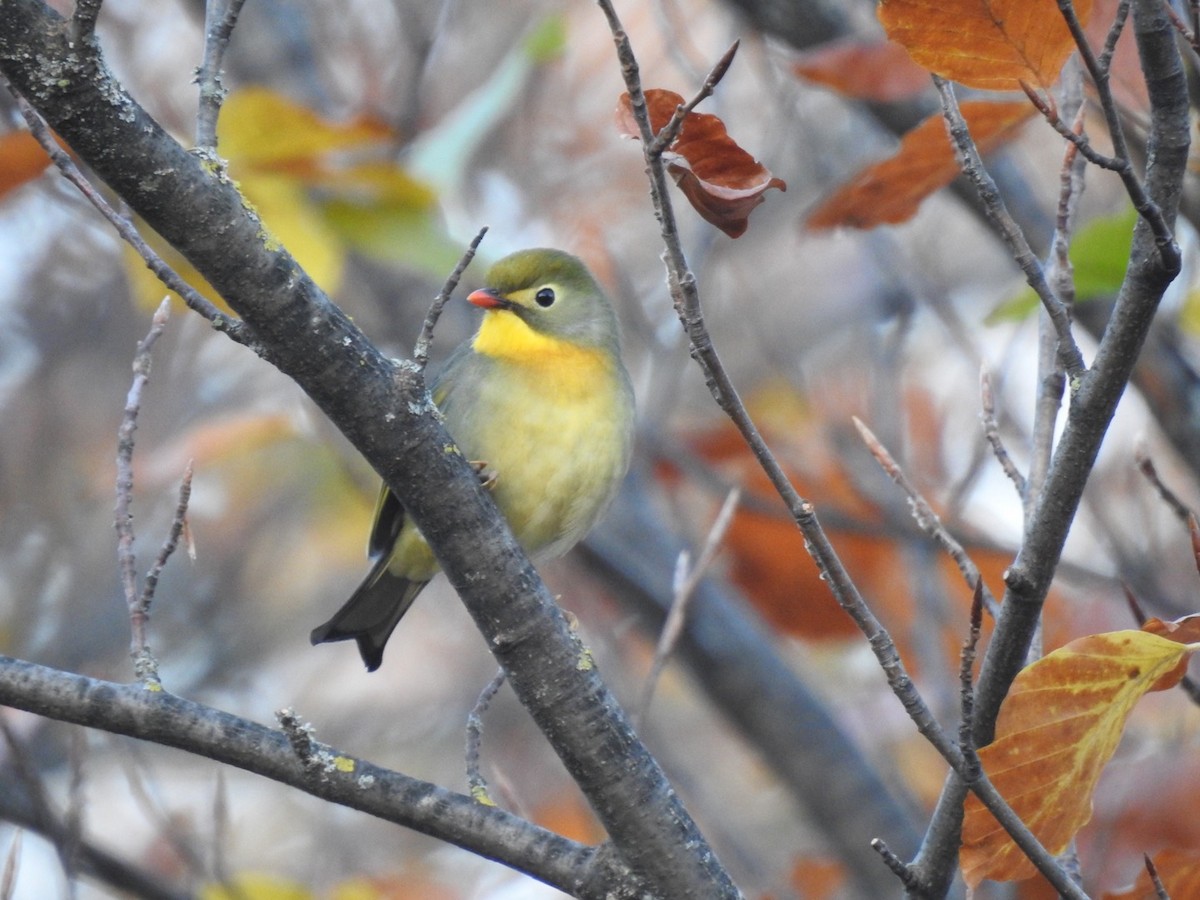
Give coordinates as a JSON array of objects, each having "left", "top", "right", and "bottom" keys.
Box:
[
  {"left": 465, "top": 310, "right": 633, "bottom": 558},
  {"left": 471, "top": 310, "right": 613, "bottom": 392}
]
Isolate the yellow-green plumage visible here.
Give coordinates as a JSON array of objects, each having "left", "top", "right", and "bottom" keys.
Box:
[{"left": 311, "top": 248, "right": 635, "bottom": 671}]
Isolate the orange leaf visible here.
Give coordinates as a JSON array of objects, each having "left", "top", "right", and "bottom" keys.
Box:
[
  {"left": 792, "top": 38, "right": 932, "bottom": 103},
  {"left": 878, "top": 0, "right": 1094, "bottom": 91},
  {"left": 0, "top": 130, "right": 53, "bottom": 199},
  {"left": 1105, "top": 848, "right": 1200, "bottom": 899},
  {"left": 960, "top": 630, "right": 1195, "bottom": 887},
  {"left": 617, "top": 89, "right": 786, "bottom": 238},
  {"left": 807, "top": 100, "right": 1033, "bottom": 230}
]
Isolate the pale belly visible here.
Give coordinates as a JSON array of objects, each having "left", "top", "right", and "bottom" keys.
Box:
[{"left": 388, "top": 356, "right": 633, "bottom": 579}]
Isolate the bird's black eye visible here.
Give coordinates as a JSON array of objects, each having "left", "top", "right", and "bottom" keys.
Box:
[{"left": 535, "top": 287, "right": 556, "bottom": 308}]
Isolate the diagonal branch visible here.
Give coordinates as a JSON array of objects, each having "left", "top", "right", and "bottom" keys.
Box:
[{"left": 0, "top": 3, "right": 735, "bottom": 896}]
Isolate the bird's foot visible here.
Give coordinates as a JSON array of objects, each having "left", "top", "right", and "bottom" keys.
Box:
[{"left": 470, "top": 460, "right": 498, "bottom": 491}]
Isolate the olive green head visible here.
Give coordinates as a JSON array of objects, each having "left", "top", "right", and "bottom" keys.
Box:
[{"left": 469, "top": 248, "right": 620, "bottom": 350}]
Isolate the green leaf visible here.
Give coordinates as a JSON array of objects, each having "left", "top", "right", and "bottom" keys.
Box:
[
  {"left": 1070, "top": 205, "right": 1136, "bottom": 299},
  {"left": 987, "top": 206, "right": 1136, "bottom": 324}
]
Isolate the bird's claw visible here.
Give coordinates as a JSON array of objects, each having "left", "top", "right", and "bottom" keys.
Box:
[{"left": 470, "top": 460, "right": 498, "bottom": 491}]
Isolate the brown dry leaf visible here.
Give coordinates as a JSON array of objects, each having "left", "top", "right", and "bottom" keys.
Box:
[
  {"left": 1141, "top": 612, "right": 1200, "bottom": 688},
  {"left": 792, "top": 38, "right": 932, "bottom": 103},
  {"left": 0, "top": 130, "right": 53, "bottom": 198},
  {"left": 878, "top": 0, "right": 1094, "bottom": 91},
  {"left": 616, "top": 89, "right": 786, "bottom": 238},
  {"left": 1105, "top": 848, "right": 1200, "bottom": 899},
  {"left": 1142, "top": 612, "right": 1200, "bottom": 644},
  {"left": 960, "top": 631, "right": 1196, "bottom": 887},
  {"left": 807, "top": 100, "right": 1033, "bottom": 230}
]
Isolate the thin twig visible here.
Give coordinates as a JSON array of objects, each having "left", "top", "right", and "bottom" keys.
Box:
[
  {"left": 1055, "top": 0, "right": 1179, "bottom": 270},
  {"left": 414, "top": 227, "right": 489, "bottom": 371},
  {"left": 647, "top": 40, "right": 739, "bottom": 156},
  {"left": 138, "top": 462, "right": 194, "bottom": 617},
  {"left": 115, "top": 299, "right": 172, "bottom": 682},
  {"left": 1049, "top": 91, "right": 1086, "bottom": 311},
  {"left": 1145, "top": 853, "right": 1170, "bottom": 899},
  {"left": 71, "top": 0, "right": 104, "bottom": 42},
  {"left": 980, "top": 370, "right": 1027, "bottom": 497},
  {"left": 958, "top": 582, "right": 985, "bottom": 782},
  {"left": 853, "top": 417, "right": 1002, "bottom": 618},
  {"left": 3, "top": 84, "right": 252, "bottom": 346},
  {"left": 1134, "top": 442, "right": 1193, "bottom": 522},
  {"left": 465, "top": 668, "right": 507, "bottom": 805},
  {"left": 128, "top": 461, "right": 193, "bottom": 685},
  {"left": 635, "top": 488, "right": 739, "bottom": 724},
  {"left": 934, "top": 76, "right": 1087, "bottom": 382},
  {"left": 194, "top": 0, "right": 249, "bottom": 151},
  {"left": 870, "top": 838, "right": 919, "bottom": 890},
  {"left": 1099, "top": 0, "right": 1132, "bottom": 70},
  {"left": 1022, "top": 83, "right": 1126, "bottom": 172}
]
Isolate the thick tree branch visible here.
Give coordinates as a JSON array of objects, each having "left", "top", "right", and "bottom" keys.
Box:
[{"left": 0, "top": 2, "right": 736, "bottom": 896}]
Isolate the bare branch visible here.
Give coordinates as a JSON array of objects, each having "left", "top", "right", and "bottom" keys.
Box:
[
  {"left": 115, "top": 299, "right": 171, "bottom": 684},
  {"left": 980, "top": 370, "right": 1027, "bottom": 497},
  {"left": 1056, "top": 0, "right": 1179, "bottom": 269},
  {"left": 138, "top": 462, "right": 194, "bottom": 618},
  {"left": 194, "top": 0, "right": 249, "bottom": 150},
  {"left": 70, "top": 0, "right": 103, "bottom": 42},
  {"left": 414, "top": 226, "right": 488, "bottom": 371},
  {"left": 465, "top": 668, "right": 507, "bottom": 805},
  {"left": 871, "top": 838, "right": 920, "bottom": 890},
  {"left": 853, "top": 417, "right": 1002, "bottom": 618},
  {"left": 635, "top": 487, "right": 739, "bottom": 723},
  {"left": 957, "top": 582, "right": 984, "bottom": 781},
  {"left": 1135, "top": 443, "right": 1193, "bottom": 521},
  {"left": 0, "top": 658, "right": 638, "bottom": 898},
  {"left": 647, "top": 40, "right": 739, "bottom": 156},
  {"left": 934, "top": 76, "right": 1086, "bottom": 382},
  {"left": 1145, "top": 853, "right": 1170, "bottom": 899},
  {"left": 598, "top": 2, "right": 1086, "bottom": 891}
]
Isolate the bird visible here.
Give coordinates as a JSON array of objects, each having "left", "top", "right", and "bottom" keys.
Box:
[{"left": 311, "top": 248, "right": 636, "bottom": 671}]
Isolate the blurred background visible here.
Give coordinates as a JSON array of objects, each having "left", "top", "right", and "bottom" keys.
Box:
[{"left": 2, "top": 0, "right": 1200, "bottom": 897}]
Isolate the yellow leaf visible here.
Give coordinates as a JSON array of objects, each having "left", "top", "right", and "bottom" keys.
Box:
[
  {"left": 960, "top": 630, "right": 1194, "bottom": 887},
  {"left": 878, "top": 0, "right": 1094, "bottom": 91},
  {"left": 217, "top": 87, "right": 392, "bottom": 169},
  {"left": 124, "top": 170, "right": 345, "bottom": 314},
  {"left": 124, "top": 88, "right": 412, "bottom": 311}
]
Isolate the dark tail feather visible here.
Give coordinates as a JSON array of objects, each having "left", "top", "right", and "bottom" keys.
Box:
[{"left": 311, "top": 555, "right": 428, "bottom": 671}]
